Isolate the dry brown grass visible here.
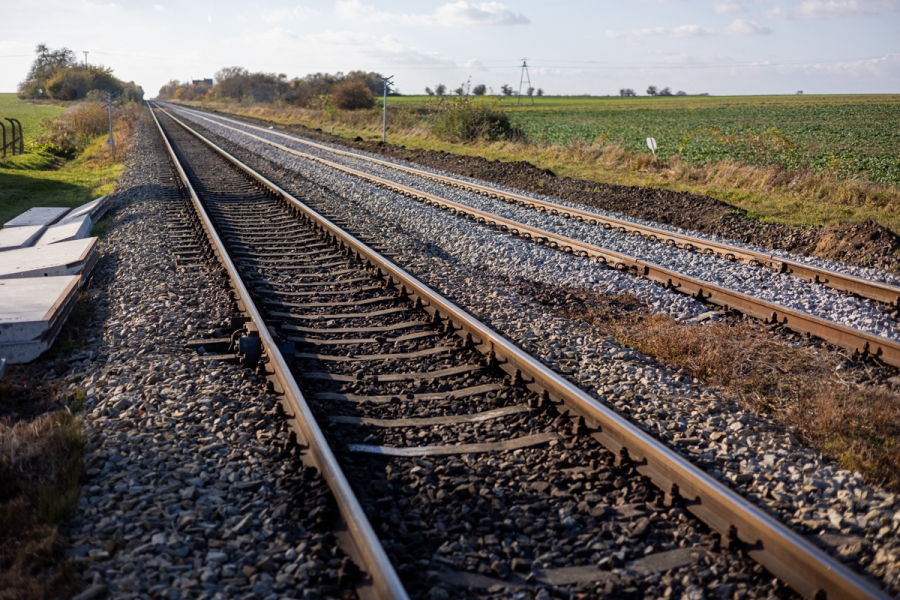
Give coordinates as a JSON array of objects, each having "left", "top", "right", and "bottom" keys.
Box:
[
  {"left": 0, "top": 409, "right": 85, "bottom": 599},
  {"left": 555, "top": 291, "right": 900, "bottom": 491}
]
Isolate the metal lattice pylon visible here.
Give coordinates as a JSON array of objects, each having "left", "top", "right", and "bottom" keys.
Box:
[{"left": 517, "top": 59, "right": 534, "bottom": 105}]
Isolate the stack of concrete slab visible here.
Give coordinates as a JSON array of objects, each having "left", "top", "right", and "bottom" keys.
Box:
[
  {"left": 0, "top": 277, "right": 82, "bottom": 364},
  {"left": 0, "top": 197, "right": 108, "bottom": 365},
  {"left": 0, "top": 207, "right": 71, "bottom": 252}
]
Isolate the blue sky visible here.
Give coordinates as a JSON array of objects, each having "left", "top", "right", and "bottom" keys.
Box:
[{"left": 1, "top": 0, "right": 898, "bottom": 97}]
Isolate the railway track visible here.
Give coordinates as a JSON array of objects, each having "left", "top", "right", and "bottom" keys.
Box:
[
  {"left": 149, "top": 104, "right": 889, "bottom": 599},
  {"left": 159, "top": 103, "right": 900, "bottom": 370},
  {"left": 170, "top": 105, "right": 900, "bottom": 305}
]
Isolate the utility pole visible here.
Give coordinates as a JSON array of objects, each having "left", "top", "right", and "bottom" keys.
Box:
[
  {"left": 517, "top": 59, "right": 534, "bottom": 106},
  {"left": 382, "top": 75, "right": 394, "bottom": 144},
  {"left": 83, "top": 51, "right": 88, "bottom": 67},
  {"left": 102, "top": 92, "right": 118, "bottom": 159}
]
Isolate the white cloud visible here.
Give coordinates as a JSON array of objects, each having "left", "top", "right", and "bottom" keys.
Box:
[
  {"left": 726, "top": 18, "right": 773, "bottom": 33},
  {"left": 334, "top": 0, "right": 529, "bottom": 27},
  {"left": 465, "top": 59, "right": 489, "bottom": 71},
  {"left": 153, "top": 4, "right": 164, "bottom": 10},
  {"left": 794, "top": 0, "right": 869, "bottom": 17},
  {"left": 432, "top": 1, "right": 529, "bottom": 26},
  {"left": 714, "top": 1, "right": 746, "bottom": 13},
  {"left": 606, "top": 24, "right": 714, "bottom": 38},
  {"left": 262, "top": 5, "right": 320, "bottom": 22},
  {"left": 763, "top": 0, "right": 880, "bottom": 19}
]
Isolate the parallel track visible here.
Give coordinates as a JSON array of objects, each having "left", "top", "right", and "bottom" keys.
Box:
[
  {"left": 170, "top": 103, "right": 900, "bottom": 307},
  {"left": 150, "top": 103, "right": 888, "bottom": 600},
  {"left": 162, "top": 104, "right": 900, "bottom": 369}
]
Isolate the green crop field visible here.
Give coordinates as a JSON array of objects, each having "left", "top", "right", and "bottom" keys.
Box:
[{"left": 388, "top": 94, "right": 900, "bottom": 186}]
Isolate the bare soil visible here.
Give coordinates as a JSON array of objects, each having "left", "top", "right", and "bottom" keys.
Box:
[{"left": 214, "top": 110, "right": 900, "bottom": 274}]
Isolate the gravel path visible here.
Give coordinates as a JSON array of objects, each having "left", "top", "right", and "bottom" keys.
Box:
[
  {"left": 62, "top": 112, "right": 354, "bottom": 600},
  {"left": 169, "top": 106, "right": 900, "bottom": 342},
  {"left": 170, "top": 116, "right": 900, "bottom": 596}
]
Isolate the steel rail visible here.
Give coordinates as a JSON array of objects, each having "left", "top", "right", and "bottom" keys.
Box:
[
  {"left": 148, "top": 106, "right": 410, "bottom": 600},
  {"left": 152, "top": 103, "right": 889, "bottom": 600},
  {"left": 157, "top": 104, "right": 900, "bottom": 369},
  {"left": 169, "top": 103, "right": 900, "bottom": 308}
]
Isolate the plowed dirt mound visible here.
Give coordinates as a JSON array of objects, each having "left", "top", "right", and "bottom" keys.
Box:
[{"left": 217, "top": 111, "right": 900, "bottom": 274}]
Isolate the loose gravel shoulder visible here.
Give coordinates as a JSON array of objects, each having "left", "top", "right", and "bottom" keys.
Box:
[
  {"left": 62, "top": 111, "right": 353, "bottom": 600},
  {"left": 171, "top": 113, "right": 900, "bottom": 596}
]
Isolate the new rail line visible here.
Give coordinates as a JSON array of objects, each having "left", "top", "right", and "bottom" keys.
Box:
[
  {"left": 150, "top": 104, "right": 889, "bottom": 599},
  {"left": 159, "top": 103, "right": 900, "bottom": 369}
]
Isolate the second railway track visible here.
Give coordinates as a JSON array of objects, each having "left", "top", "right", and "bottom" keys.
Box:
[
  {"left": 150, "top": 105, "right": 890, "bottom": 599},
  {"left": 158, "top": 103, "right": 900, "bottom": 370}
]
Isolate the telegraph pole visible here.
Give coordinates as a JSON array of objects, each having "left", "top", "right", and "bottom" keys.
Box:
[
  {"left": 83, "top": 51, "right": 89, "bottom": 67},
  {"left": 382, "top": 75, "right": 394, "bottom": 144}
]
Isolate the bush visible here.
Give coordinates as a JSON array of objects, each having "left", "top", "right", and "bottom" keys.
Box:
[
  {"left": 431, "top": 97, "right": 523, "bottom": 143},
  {"left": 34, "top": 101, "right": 118, "bottom": 158},
  {"left": 331, "top": 80, "right": 375, "bottom": 110}
]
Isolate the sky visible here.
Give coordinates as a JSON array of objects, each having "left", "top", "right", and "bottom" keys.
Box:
[{"left": 1, "top": 0, "right": 899, "bottom": 97}]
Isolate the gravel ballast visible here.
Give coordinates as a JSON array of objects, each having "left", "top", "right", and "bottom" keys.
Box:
[
  {"left": 169, "top": 106, "right": 900, "bottom": 342},
  {"left": 62, "top": 112, "right": 353, "bottom": 600},
  {"left": 161, "top": 111, "right": 900, "bottom": 596}
]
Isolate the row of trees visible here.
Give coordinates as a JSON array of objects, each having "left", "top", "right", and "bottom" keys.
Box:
[
  {"left": 18, "top": 44, "right": 143, "bottom": 102},
  {"left": 620, "top": 86, "right": 691, "bottom": 97},
  {"left": 158, "top": 68, "right": 393, "bottom": 110},
  {"left": 425, "top": 83, "right": 544, "bottom": 97}
]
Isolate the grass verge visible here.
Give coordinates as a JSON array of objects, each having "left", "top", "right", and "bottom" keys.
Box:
[
  {"left": 545, "top": 289, "right": 900, "bottom": 491},
  {"left": 0, "top": 406, "right": 85, "bottom": 600},
  {"left": 0, "top": 94, "right": 138, "bottom": 225},
  {"left": 174, "top": 99, "right": 900, "bottom": 234}
]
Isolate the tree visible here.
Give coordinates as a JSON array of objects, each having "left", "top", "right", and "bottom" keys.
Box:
[
  {"left": 658, "top": 87, "right": 673, "bottom": 96},
  {"left": 434, "top": 83, "right": 447, "bottom": 96},
  {"left": 619, "top": 88, "right": 636, "bottom": 97},
  {"left": 454, "top": 86, "right": 464, "bottom": 96},
  {"left": 676, "top": 90, "right": 687, "bottom": 96},
  {"left": 536, "top": 88, "right": 544, "bottom": 96},
  {"left": 332, "top": 80, "right": 375, "bottom": 109},
  {"left": 526, "top": 86, "right": 534, "bottom": 97},
  {"left": 472, "top": 84, "right": 486, "bottom": 96},
  {"left": 500, "top": 84, "right": 513, "bottom": 96},
  {"left": 425, "top": 87, "right": 434, "bottom": 95},
  {"left": 646, "top": 85, "right": 658, "bottom": 96}
]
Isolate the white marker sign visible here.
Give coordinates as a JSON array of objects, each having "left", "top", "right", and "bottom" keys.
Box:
[{"left": 646, "top": 137, "right": 658, "bottom": 156}]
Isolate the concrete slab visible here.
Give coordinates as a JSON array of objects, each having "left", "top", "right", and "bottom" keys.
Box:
[
  {"left": 0, "top": 238, "right": 97, "bottom": 279},
  {"left": 0, "top": 276, "right": 82, "bottom": 364},
  {"left": 36, "top": 214, "right": 93, "bottom": 246},
  {"left": 59, "top": 196, "right": 108, "bottom": 225},
  {"left": 0, "top": 225, "right": 47, "bottom": 252},
  {"left": 0, "top": 276, "right": 80, "bottom": 343},
  {"left": 4, "top": 207, "right": 70, "bottom": 228}
]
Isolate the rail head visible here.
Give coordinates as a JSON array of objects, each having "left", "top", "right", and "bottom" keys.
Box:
[
  {"left": 148, "top": 104, "right": 410, "bottom": 600},
  {"left": 154, "top": 103, "right": 890, "bottom": 600}
]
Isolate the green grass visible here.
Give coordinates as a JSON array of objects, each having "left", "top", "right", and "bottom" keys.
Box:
[
  {"left": 0, "top": 93, "right": 64, "bottom": 148},
  {"left": 387, "top": 94, "right": 900, "bottom": 186},
  {"left": 0, "top": 94, "right": 120, "bottom": 225}
]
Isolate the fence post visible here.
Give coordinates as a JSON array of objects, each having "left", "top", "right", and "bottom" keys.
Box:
[{"left": 0, "top": 121, "right": 6, "bottom": 158}]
